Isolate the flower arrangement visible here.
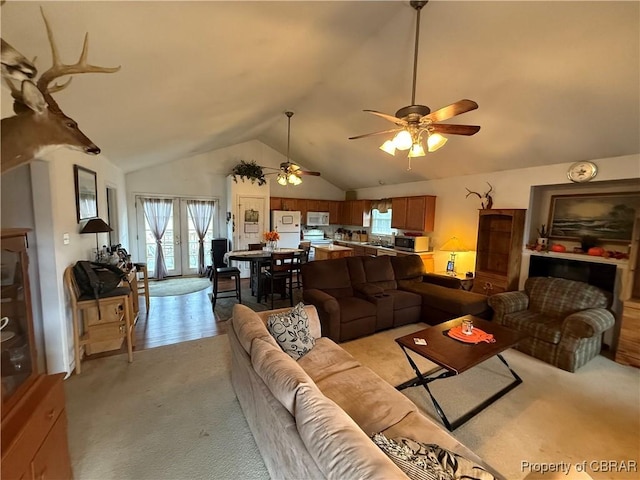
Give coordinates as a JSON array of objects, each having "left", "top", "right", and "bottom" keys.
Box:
[{"left": 264, "top": 231, "right": 280, "bottom": 242}]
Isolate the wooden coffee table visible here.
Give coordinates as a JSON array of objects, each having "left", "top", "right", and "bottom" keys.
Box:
[{"left": 395, "top": 315, "right": 527, "bottom": 431}]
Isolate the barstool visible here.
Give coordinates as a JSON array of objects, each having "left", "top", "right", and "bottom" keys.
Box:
[{"left": 134, "top": 262, "right": 150, "bottom": 312}]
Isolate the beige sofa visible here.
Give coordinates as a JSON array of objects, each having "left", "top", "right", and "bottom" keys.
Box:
[{"left": 229, "top": 303, "right": 502, "bottom": 479}]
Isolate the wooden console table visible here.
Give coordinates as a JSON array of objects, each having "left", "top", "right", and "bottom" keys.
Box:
[{"left": 64, "top": 265, "right": 139, "bottom": 374}]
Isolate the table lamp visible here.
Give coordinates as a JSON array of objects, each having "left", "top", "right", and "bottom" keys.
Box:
[
  {"left": 440, "top": 236, "right": 467, "bottom": 275},
  {"left": 80, "top": 218, "right": 113, "bottom": 262}
]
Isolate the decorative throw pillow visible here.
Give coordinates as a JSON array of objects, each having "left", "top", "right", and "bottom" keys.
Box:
[
  {"left": 267, "top": 302, "right": 316, "bottom": 360},
  {"left": 371, "top": 433, "right": 495, "bottom": 480}
]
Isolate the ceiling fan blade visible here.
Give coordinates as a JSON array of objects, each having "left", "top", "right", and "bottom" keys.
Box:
[
  {"left": 349, "top": 128, "right": 402, "bottom": 140},
  {"left": 422, "top": 99, "right": 478, "bottom": 123},
  {"left": 297, "top": 171, "right": 321, "bottom": 176},
  {"left": 364, "top": 110, "right": 407, "bottom": 126},
  {"left": 429, "top": 124, "right": 481, "bottom": 136}
]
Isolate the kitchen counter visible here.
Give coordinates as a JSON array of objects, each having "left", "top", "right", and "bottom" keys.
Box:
[
  {"left": 332, "top": 240, "right": 435, "bottom": 272},
  {"left": 312, "top": 244, "right": 354, "bottom": 261}
]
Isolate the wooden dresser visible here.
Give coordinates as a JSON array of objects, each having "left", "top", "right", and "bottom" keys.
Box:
[{"left": 1, "top": 229, "right": 72, "bottom": 479}]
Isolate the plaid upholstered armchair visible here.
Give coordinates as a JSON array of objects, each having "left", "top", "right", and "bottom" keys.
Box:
[{"left": 488, "top": 277, "right": 615, "bottom": 372}]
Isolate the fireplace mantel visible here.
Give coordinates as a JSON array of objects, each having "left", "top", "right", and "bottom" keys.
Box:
[{"left": 524, "top": 250, "right": 629, "bottom": 268}]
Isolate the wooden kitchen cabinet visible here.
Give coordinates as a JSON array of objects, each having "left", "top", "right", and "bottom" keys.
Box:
[
  {"left": 471, "top": 209, "right": 526, "bottom": 295},
  {"left": 391, "top": 196, "right": 436, "bottom": 232},
  {"left": 270, "top": 197, "right": 282, "bottom": 210},
  {"left": 328, "top": 201, "right": 342, "bottom": 224},
  {"left": 391, "top": 197, "right": 408, "bottom": 229},
  {"left": 341, "top": 200, "right": 371, "bottom": 227}
]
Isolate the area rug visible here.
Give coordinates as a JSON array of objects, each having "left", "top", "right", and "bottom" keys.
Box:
[
  {"left": 341, "top": 326, "right": 640, "bottom": 480},
  {"left": 64, "top": 335, "right": 269, "bottom": 480},
  {"left": 210, "top": 282, "right": 304, "bottom": 322},
  {"left": 148, "top": 276, "right": 211, "bottom": 297}
]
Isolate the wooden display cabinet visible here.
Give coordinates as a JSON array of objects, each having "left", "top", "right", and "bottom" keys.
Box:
[
  {"left": 1, "top": 229, "right": 72, "bottom": 479},
  {"left": 471, "top": 209, "right": 526, "bottom": 295}
]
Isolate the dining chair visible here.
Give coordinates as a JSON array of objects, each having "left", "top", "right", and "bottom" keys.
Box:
[
  {"left": 292, "top": 243, "right": 311, "bottom": 289},
  {"left": 248, "top": 243, "right": 267, "bottom": 292},
  {"left": 210, "top": 238, "right": 242, "bottom": 309},
  {"left": 264, "top": 251, "right": 295, "bottom": 309}
]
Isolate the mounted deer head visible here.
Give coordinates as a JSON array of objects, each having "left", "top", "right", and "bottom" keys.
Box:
[
  {"left": 465, "top": 182, "right": 494, "bottom": 209},
  {"left": 1, "top": 8, "right": 120, "bottom": 173},
  {"left": 1, "top": 38, "right": 37, "bottom": 81}
]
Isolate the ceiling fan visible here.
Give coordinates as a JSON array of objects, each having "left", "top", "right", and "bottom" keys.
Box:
[
  {"left": 349, "top": 0, "right": 480, "bottom": 169},
  {"left": 265, "top": 111, "right": 321, "bottom": 186}
]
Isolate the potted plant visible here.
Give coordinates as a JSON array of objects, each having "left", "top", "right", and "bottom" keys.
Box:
[
  {"left": 536, "top": 224, "right": 549, "bottom": 248},
  {"left": 231, "top": 160, "right": 266, "bottom": 186}
]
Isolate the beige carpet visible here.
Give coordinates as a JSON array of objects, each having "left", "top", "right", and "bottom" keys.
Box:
[
  {"left": 341, "top": 325, "right": 640, "bottom": 480},
  {"left": 148, "top": 276, "right": 211, "bottom": 297},
  {"left": 64, "top": 336, "right": 269, "bottom": 480}
]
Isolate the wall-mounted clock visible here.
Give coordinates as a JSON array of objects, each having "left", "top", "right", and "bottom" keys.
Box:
[{"left": 567, "top": 161, "right": 598, "bottom": 183}]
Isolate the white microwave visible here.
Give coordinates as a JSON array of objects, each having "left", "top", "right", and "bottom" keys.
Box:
[
  {"left": 307, "top": 211, "right": 330, "bottom": 226},
  {"left": 394, "top": 235, "right": 430, "bottom": 252}
]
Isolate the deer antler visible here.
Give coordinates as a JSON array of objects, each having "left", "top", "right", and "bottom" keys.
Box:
[
  {"left": 36, "top": 7, "right": 120, "bottom": 110},
  {"left": 485, "top": 182, "right": 493, "bottom": 195},
  {"left": 465, "top": 188, "right": 481, "bottom": 199}
]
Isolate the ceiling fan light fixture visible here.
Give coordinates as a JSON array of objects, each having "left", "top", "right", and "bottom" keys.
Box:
[
  {"left": 408, "top": 142, "right": 426, "bottom": 158},
  {"left": 427, "top": 132, "right": 448, "bottom": 152},
  {"left": 277, "top": 173, "right": 288, "bottom": 186},
  {"left": 288, "top": 174, "right": 302, "bottom": 185},
  {"left": 379, "top": 140, "right": 397, "bottom": 155},
  {"left": 393, "top": 130, "right": 413, "bottom": 150}
]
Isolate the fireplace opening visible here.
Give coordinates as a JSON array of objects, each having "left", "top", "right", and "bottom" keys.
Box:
[{"left": 528, "top": 255, "right": 617, "bottom": 294}]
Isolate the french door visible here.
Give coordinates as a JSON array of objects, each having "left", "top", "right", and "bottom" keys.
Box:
[{"left": 136, "top": 196, "right": 219, "bottom": 277}]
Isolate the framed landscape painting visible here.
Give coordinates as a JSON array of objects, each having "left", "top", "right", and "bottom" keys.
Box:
[{"left": 548, "top": 192, "right": 640, "bottom": 243}]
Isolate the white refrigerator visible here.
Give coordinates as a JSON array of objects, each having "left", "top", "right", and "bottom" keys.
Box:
[{"left": 271, "top": 210, "right": 301, "bottom": 248}]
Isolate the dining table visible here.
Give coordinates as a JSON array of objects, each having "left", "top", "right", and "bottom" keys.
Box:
[{"left": 224, "top": 248, "right": 302, "bottom": 300}]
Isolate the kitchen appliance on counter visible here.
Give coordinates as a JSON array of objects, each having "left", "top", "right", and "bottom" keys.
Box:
[
  {"left": 271, "top": 210, "right": 301, "bottom": 248},
  {"left": 394, "top": 235, "right": 431, "bottom": 252},
  {"left": 306, "top": 211, "right": 330, "bottom": 226}
]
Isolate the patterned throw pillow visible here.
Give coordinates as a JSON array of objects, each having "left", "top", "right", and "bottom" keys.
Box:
[
  {"left": 371, "top": 433, "right": 495, "bottom": 480},
  {"left": 267, "top": 302, "right": 316, "bottom": 360}
]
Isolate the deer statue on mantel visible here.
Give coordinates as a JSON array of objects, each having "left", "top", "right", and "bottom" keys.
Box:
[{"left": 1, "top": 8, "right": 120, "bottom": 174}]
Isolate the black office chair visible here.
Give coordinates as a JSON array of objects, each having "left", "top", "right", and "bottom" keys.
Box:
[
  {"left": 263, "top": 251, "right": 295, "bottom": 309},
  {"left": 210, "top": 239, "right": 242, "bottom": 309}
]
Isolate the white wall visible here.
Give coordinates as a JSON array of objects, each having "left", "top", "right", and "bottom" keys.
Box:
[
  {"left": 125, "top": 140, "right": 345, "bottom": 261},
  {"left": 1, "top": 145, "right": 128, "bottom": 375},
  {"left": 355, "top": 154, "right": 640, "bottom": 275}
]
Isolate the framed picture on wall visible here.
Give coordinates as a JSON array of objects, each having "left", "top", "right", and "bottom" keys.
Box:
[
  {"left": 548, "top": 192, "right": 640, "bottom": 243},
  {"left": 74, "top": 165, "right": 98, "bottom": 222}
]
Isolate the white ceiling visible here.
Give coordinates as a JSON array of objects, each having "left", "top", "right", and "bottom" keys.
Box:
[{"left": 2, "top": 1, "right": 638, "bottom": 190}]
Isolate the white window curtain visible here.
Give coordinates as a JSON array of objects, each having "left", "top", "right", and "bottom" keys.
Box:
[
  {"left": 187, "top": 200, "right": 215, "bottom": 276},
  {"left": 142, "top": 198, "right": 173, "bottom": 280}
]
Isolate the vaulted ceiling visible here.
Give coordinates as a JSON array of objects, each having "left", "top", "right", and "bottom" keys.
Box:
[{"left": 2, "top": 1, "right": 638, "bottom": 190}]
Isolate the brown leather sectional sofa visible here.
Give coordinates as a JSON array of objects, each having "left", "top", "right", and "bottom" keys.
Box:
[{"left": 301, "top": 254, "right": 490, "bottom": 342}]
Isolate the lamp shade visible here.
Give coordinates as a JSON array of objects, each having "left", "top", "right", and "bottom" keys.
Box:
[
  {"left": 440, "top": 236, "right": 467, "bottom": 252},
  {"left": 80, "top": 218, "right": 112, "bottom": 234}
]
